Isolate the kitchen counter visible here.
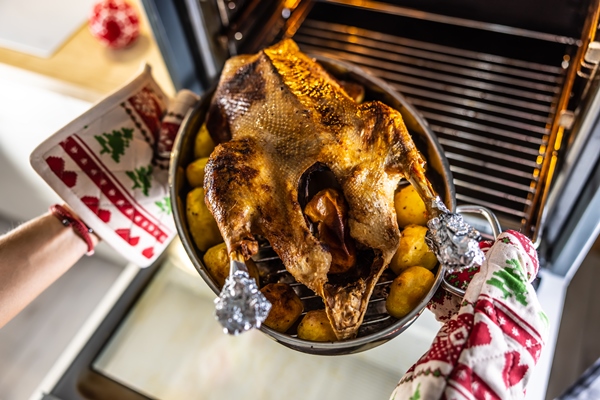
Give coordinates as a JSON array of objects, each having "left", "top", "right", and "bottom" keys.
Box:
[{"left": 0, "top": 1, "right": 174, "bottom": 102}]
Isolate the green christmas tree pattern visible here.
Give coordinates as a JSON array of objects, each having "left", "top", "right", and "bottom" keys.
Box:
[
  {"left": 95, "top": 127, "right": 134, "bottom": 163},
  {"left": 155, "top": 197, "right": 171, "bottom": 215},
  {"left": 409, "top": 383, "right": 421, "bottom": 400},
  {"left": 486, "top": 259, "right": 529, "bottom": 306},
  {"left": 126, "top": 165, "right": 153, "bottom": 196}
]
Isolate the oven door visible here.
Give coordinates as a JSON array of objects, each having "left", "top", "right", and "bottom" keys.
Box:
[
  {"left": 29, "top": 240, "right": 446, "bottom": 400},
  {"left": 31, "top": 239, "right": 442, "bottom": 400},
  {"left": 30, "top": 238, "right": 565, "bottom": 400}
]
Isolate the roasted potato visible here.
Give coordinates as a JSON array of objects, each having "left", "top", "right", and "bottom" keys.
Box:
[
  {"left": 186, "top": 157, "right": 209, "bottom": 188},
  {"left": 386, "top": 266, "right": 435, "bottom": 319},
  {"left": 194, "top": 123, "right": 216, "bottom": 159},
  {"left": 390, "top": 225, "right": 437, "bottom": 274},
  {"left": 260, "top": 283, "right": 304, "bottom": 333},
  {"left": 394, "top": 184, "right": 428, "bottom": 228},
  {"left": 203, "top": 242, "right": 260, "bottom": 288},
  {"left": 297, "top": 309, "right": 337, "bottom": 342},
  {"left": 186, "top": 187, "right": 223, "bottom": 252}
]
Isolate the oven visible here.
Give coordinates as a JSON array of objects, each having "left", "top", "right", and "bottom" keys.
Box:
[
  {"left": 32, "top": 1, "right": 600, "bottom": 399},
  {"left": 145, "top": 0, "right": 600, "bottom": 253}
]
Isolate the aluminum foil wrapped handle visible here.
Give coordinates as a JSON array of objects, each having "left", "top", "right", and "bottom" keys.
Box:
[
  {"left": 425, "top": 198, "right": 502, "bottom": 297},
  {"left": 425, "top": 198, "right": 484, "bottom": 297},
  {"left": 425, "top": 198, "right": 485, "bottom": 273},
  {"left": 214, "top": 253, "right": 271, "bottom": 335}
]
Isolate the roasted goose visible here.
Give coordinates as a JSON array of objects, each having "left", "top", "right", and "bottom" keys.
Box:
[{"left": 203, "top": 39, "right": 438, "bottom": 340}]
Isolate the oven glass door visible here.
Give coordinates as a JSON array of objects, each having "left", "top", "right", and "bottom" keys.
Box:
[{"left": 88, "top": 245, "right": 441, "bottom": 399}]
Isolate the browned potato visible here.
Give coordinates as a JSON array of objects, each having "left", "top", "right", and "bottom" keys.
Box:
[
  {"left": 186, "top": 157, "right": 209, "bottom": 188},
  {"left": 390, "top": 225, "right": 437, "bottom": 274},
  {"left": 394, "top": 184, "right": 428, "bottom": 228},
  {"left": 203, "top": 243, "right": 229, "bottom": 287},
  {"left": 203, "top": 243, "right": 260, "bottom": 288},
  {"left": 186, "top": 187, "right": 223, "bottom": 252},
  {"left": 260, "top": 283, "right": 304, "bottom": 333},
  {"left": 297, "top": 309, "right": 337, "bottom": 342},
  {"left": 194, "top": 123, "right": 216, "bottom": 159},
  {"left": 386, "top": 266, "right": 435, "bottom": 319}
]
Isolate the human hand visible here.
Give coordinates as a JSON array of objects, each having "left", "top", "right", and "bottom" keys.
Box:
[
  {"left": 391, "top": 230, "right": 549, "bottom": 400},
  {"left": 426, "top": 239, "right": 493, "bottom": 323},
  {"left": 30, "top": 67, "right": 198, "bottom": 266}
]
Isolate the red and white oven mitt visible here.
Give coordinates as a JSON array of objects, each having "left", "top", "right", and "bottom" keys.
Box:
[
  {"left": 392, "top": 230, "right": 549, "bottom": 400},
  {"left": 30, "top": 65, "right": 198, "bottom": 267}
]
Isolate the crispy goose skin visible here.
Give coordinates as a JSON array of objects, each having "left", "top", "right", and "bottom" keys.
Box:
[{"left": 204, "top": 39, "right": 437, "bottom": 339}]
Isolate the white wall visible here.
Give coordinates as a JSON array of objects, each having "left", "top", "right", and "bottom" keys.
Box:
[{"left": 0, "top": 64, "right": 125, "bottom": 263}]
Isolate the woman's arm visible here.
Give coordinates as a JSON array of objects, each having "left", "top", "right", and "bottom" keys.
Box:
[{"left": 0, "top": 209, "right": 99, "bottom": 328}]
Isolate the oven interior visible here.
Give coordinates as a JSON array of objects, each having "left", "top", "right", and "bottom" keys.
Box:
[{"left": 142, "top": 0, "right": 600, "bottom": 261}]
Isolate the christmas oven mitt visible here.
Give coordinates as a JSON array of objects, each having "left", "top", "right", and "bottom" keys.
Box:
[
  {"left": 426, "top": 240, "right": 494, "bottom": 323},
  {"left": 30, "top": 65, "right": 198, "bottom": 267},
  {"left": 392, "top": 230, "right": 549, "bottom": 400}
]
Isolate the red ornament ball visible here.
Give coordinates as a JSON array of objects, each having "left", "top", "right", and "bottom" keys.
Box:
[{"left": 89, "top": 0, "right": 140, "bottom": 49}]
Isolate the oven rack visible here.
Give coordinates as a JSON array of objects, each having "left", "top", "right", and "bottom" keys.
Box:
[
  {"left": 253, "top": 243, "right": 401, "bottom": 338},
  {"left": 293, "top": 18, "right": 569, "bottom": 231}
]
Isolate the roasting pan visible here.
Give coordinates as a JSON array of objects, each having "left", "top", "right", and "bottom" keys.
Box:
[{"left": 170, "top": 55, "right": 457, "bottom": 355}]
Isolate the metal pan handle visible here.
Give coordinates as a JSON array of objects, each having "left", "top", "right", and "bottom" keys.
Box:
[{"left": 440, "top": 205, "right": 502, "bottom": 298}]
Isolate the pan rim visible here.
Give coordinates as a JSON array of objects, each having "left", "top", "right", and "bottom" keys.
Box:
[{"left": 169, "top": 54, "right": 456, "bottom": 355}]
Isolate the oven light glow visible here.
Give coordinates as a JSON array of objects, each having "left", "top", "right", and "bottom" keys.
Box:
[
  {"left": 283, "top": 0, "right": 300, "bottom": 9},
  {"left": 554, "top": 127, "right": 565, "bottom": 151},
  {"left": 346, "top": 26, "right": 359, "bottom": 35}
]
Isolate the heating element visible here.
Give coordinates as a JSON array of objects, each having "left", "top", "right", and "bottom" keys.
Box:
[{"left": 291, "top": 6, "right": 572, "bottom": 234}]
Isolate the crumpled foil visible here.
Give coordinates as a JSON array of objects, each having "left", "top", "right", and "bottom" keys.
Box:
[
  {"left": 214, "top": 261, "right": 271, "bottom": 335},
  {"left": 425, "top": 197, "right": 485, "bottom": 274}
]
